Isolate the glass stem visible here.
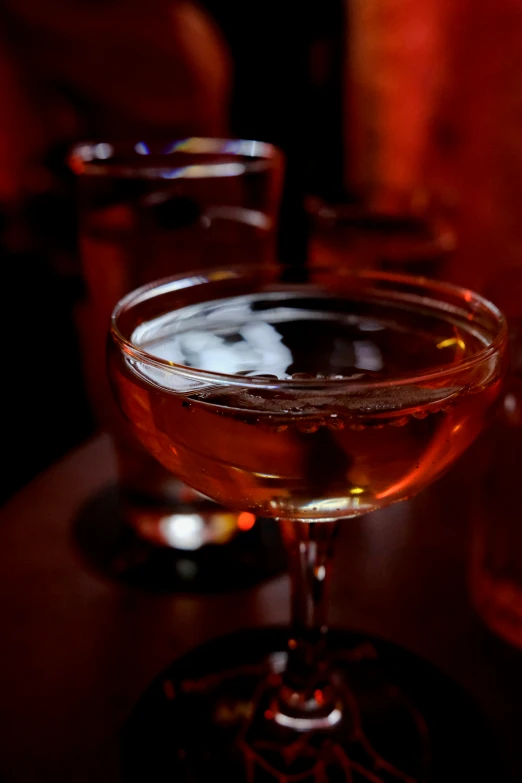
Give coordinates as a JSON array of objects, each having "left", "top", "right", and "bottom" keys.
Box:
[{"left": 276, "top": 519, "right": 339, "bottom": 726}]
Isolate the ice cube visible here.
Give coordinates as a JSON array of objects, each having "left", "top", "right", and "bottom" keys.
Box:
[
  {"left": 144, "top": 336, "right": 185, "bottom": 365},
  {"left": 198, "top": 345, "right": 248, "bottom": 374},
  {"left": 178, "top": 330, "right": 223, "bottom": 355},
  {"left": 239, "top": 321, "right": 285, "bottom": 347}
]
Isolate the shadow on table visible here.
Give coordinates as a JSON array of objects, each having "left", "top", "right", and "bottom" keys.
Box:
[{"left": 71, "top": 484, "right": 287, "bottom": 593}]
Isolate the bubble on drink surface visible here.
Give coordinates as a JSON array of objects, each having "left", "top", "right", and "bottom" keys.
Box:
[
  {"left": 390, "top": 416, "right": 409, "bottom": 427},
  {"left": 326, "top": 416, "right": 345, "bottom": 431},
  {"left": 195, "top": 382, "right": 462, "bottom": 418},
  {"left": 296, "top": 420, "right": 320, "bottom": 434},
  {"left": 291, "top": 372, "right": 317, "bottom": 380},
  {"left": 291, "top": 372, "right": 367, "bottom": 381}
]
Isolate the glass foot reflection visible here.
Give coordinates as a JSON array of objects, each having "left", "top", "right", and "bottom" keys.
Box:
[
  {"left": 122, "top": 628, "right": 508, "bottom": 782},
  {"left": 71, "top": 486, "right": 286, "bottom": 592}
]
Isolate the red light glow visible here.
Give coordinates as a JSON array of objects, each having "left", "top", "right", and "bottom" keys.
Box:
[{"left": 237, "top": 512, "right": 256, "bottom": 531}]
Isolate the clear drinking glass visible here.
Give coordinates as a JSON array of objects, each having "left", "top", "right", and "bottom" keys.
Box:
[
  {"left": 108, "top": 264, "right": 507, "bottom": 779},
  {"left": 69, "top": 139, "right": 284, "bottom": 562},
  {"left": 306, "top": 191, "right": 456, "bottom": 279},
  {"left": 467, "top": 270, "right": 522, "bottom": 647}
]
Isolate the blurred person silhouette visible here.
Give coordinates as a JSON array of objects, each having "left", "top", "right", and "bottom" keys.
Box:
[
  {"left": 0, "top": 0, "right": 232, "bottom": 502},
  {"left": 0, "top": 0, "right": 231, "bottom": 232}
]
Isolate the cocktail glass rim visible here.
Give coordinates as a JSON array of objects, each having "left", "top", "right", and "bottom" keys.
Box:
[
  {"left": 110, "top": 264, "right": 507, "bottom": 393},
  {"left": 68, "top": 137, "right": 284, "bottom": 179}
]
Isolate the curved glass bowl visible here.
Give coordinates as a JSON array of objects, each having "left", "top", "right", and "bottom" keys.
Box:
[{"left": 109, "top": 265, "right": 507, "bottom": 522}]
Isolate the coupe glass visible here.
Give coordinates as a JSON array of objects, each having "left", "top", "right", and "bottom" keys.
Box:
[{"left": 108, "top": 265, "right": 507, "bottom": 780}]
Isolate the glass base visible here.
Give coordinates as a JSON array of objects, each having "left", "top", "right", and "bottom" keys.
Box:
[
  {"left": 121, "top": 628, "right": 508, "bottom": 783},
  {"left": 71, "top": 486, "right": 286, "bottom": 592}
]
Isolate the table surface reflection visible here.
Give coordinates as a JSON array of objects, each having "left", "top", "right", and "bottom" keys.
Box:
[{"left": 0, "top": 434, "right": 520, "bottom": 782}]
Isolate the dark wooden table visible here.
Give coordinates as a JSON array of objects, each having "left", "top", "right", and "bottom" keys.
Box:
[{"left": 0, "top": 434, "right": 520, "bottom": 782}]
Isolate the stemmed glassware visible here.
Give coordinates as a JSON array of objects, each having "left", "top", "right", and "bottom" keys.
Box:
[{"left": 108, "top": 264, "right": 507, "bottom": 781}]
